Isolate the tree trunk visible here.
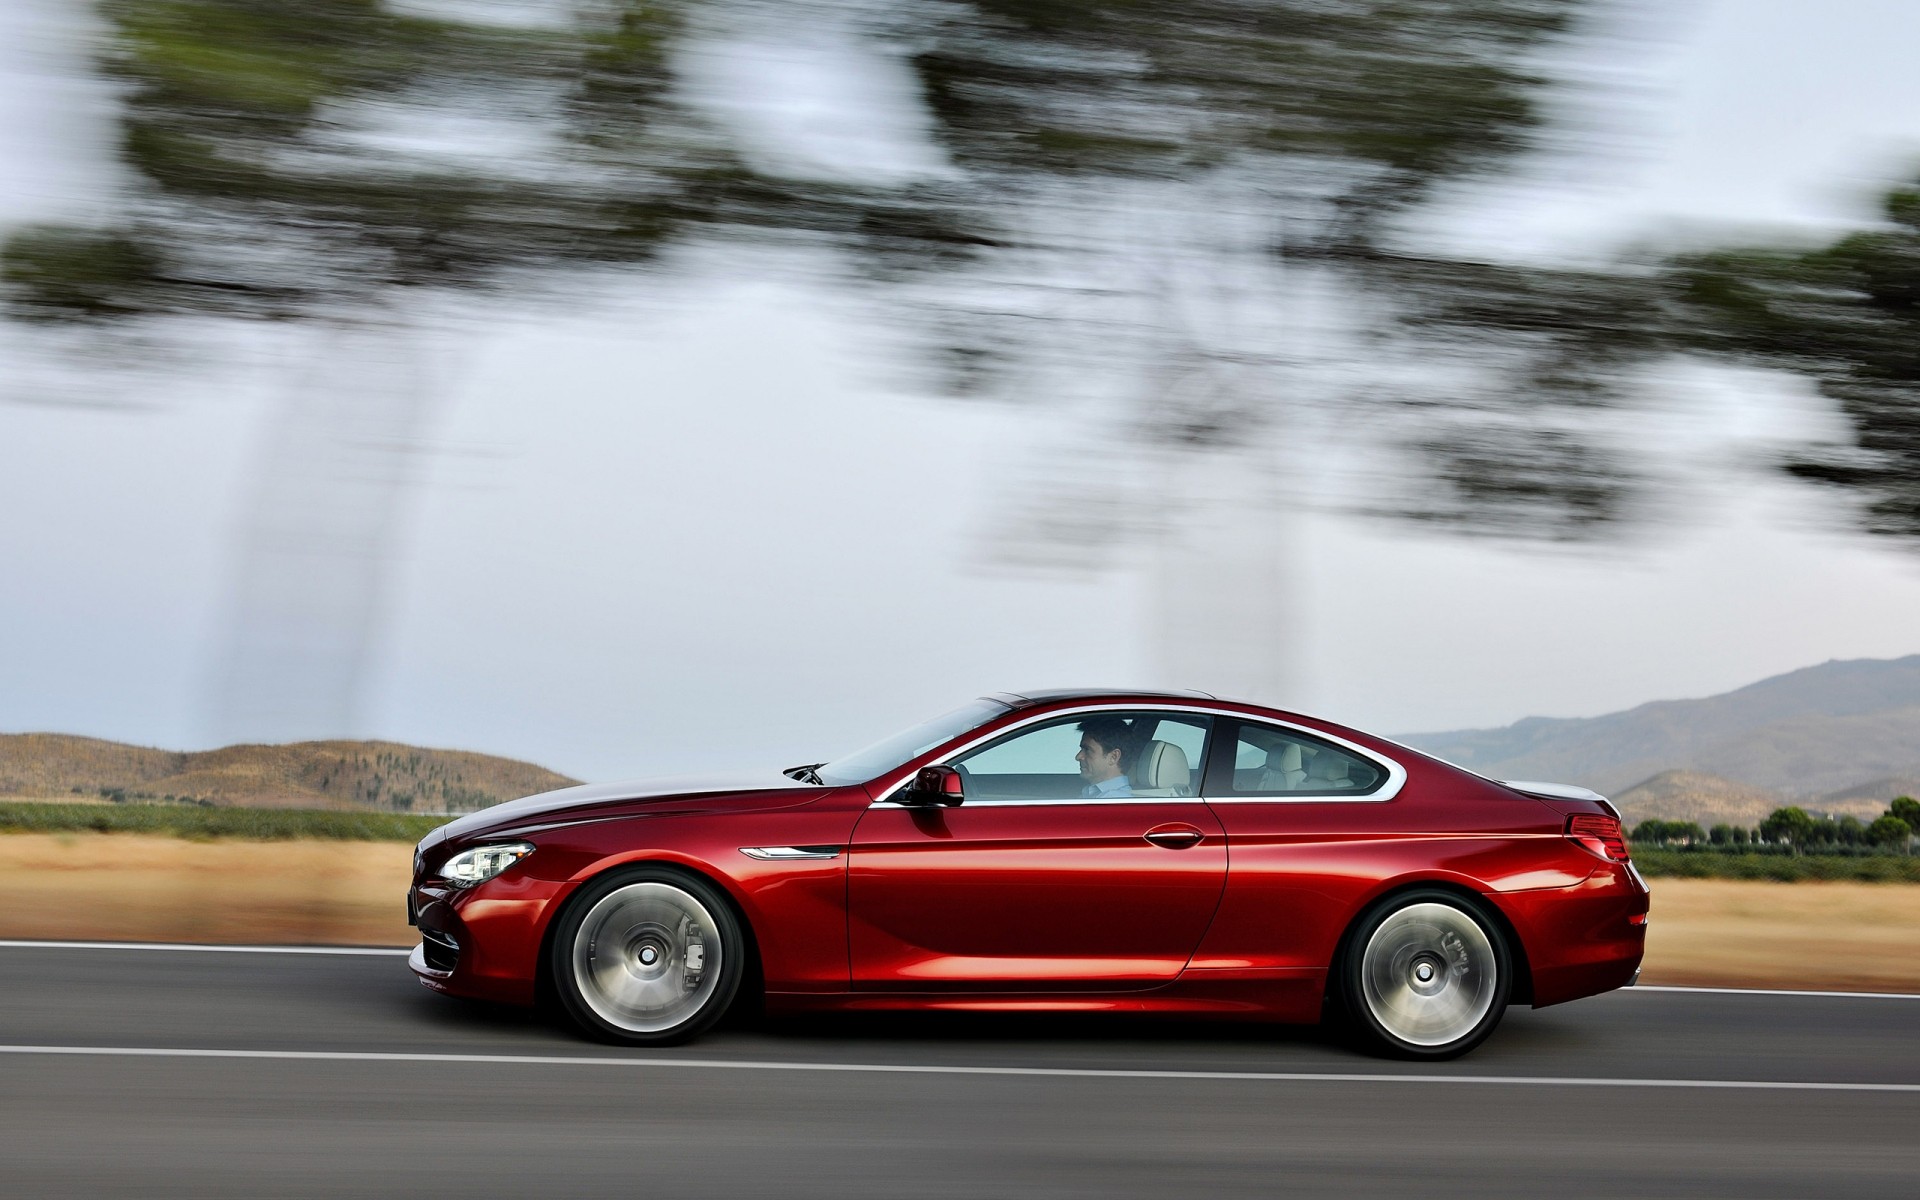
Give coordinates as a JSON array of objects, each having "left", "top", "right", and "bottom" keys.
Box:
[{"left": 204, "top": 314, "right": 440, "bottom": 745}]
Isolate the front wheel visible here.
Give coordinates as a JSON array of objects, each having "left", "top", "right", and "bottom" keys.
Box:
[
  {"left": 550, "top": 867, "right": 745, "bottom": 1045},
  {"left": 1338, "top": 890, "right": 1512, "bottom": 1060}
]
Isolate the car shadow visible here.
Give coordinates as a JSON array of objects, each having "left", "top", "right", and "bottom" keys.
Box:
[{"left": 740, "top": 1007, "right": 1347, "bottom": 1055}]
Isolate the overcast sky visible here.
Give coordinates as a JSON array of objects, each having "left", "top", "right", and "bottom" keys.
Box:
[{"left": 4, "top": 0, "right": 1920, "bottom": 782}]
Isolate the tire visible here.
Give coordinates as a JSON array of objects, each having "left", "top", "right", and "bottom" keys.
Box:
[
  {"left": 1338, "top": 889, "right": 1512, "bottom": 1060},
  {"left": 549, "top": 866, "right": 746, "bottom": 1046}
]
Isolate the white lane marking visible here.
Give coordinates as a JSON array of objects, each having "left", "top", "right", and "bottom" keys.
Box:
[
  {"left": 0, "top": 1044, "right": 1916, "bottom": 1093},
  {"left": 1632, "top": 984, "right": 1920, "bottom": 1000},
  {"left": 0, "top": 940, "right": 409, "bottom": 956}
]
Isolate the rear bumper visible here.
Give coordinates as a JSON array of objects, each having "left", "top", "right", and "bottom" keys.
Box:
[{"left": 1504, "top": 861, "right": 1650, "bottom": 1008}]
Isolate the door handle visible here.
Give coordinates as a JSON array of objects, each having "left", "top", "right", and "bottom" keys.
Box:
[{"left": 1143, "top": 826, "right": 1204, "bottom": 850}]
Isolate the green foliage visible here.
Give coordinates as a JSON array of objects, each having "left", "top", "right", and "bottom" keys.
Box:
[
  {"left": 1629, "top": 819, "right": 1707, "bottom": 846},
  {"left": 0, "top": 1, "right": 1658, "bottom": 544},
  {"left": 0, "top": 227, "right": 169, "bottom": 323},
  {"left": 1890, "top": 796, "right": 1920, "bottom": 828},
  {"left": 1631, "top": 848, "right": 1920, "bottom": 883},
  {"left": 1358, "top": 164, "right": 1920, "bottom": 546},
  {"left": 0, "top": 0, "right": 732, "bottom": 324},
  {"left": 0, "top": 801, "right": 447, "bottom": 841},
  {"left": 1661, "top": 177, "right": 1920, "bottom": 539},
  {"left": 1759, "top": 805, "right": 1817, "bottom": 848},
  {"left": 1867, "top": 814, "right": 1912, "bottom": 848}
]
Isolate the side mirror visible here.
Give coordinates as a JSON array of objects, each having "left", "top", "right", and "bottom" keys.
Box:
[{"left": 906, "top": 765, "right": 965, "bottom": 806}]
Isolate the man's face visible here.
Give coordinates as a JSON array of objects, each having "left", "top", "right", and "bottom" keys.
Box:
[{"left": 1077, "top": 735, "right": 1123, "bottom": 784}]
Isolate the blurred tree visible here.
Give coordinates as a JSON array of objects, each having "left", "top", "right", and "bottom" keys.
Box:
[
  {"left": 2, "top": 1, "right": 709, "bottom": 323},
  {"left": 1389, "top": 171, "right": 1920, "bottom": 550},
  {"left": 1759, "top": 806, "right": 1816, "bottom": 853},
  {"left": 0, "top": 0, "right": 934, "bottom": 739},
  {"left": 3, "top": 0, "right": 1639, "bottom": 726},
  {"left": 1, "top": 1, "right": 707, "bottom": 738},
  {"left": 1670, "top": 181, "right": 1920, "bottom": 542},
  {"left": 1867, "top": 814, "right": 1911, "bottom": 851},
  {"left": 1707, "top": 822, "right": 1751, "bottom": 847},
  {"left": 1890, "top": 797, "right": 1920, "bottom": 853},
  {"left": 1630, "top": 819, "right": 1705, "bottom": 847},
  {"left": 874, "top": 0, "right": 1633, "bottom": 538}
]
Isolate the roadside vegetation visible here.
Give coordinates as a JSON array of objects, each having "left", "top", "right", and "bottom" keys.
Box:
[
  {"left": 1628, "top": 797, "right": 1920, "bottom": 880},
  {"left": 1632, "top": 849, "right": 1920, "bottom": 882},
  {"left": 1631, "top": 798, "right": 1918, "bottom": 851},
  {"left": 0, "top": 801, "right": 448, "bottom": 842}
]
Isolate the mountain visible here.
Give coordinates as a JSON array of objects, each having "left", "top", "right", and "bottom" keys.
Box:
[
  {"left": 1400, "top": 655, "right": 1920, "bottom": 806},
  {"left": 0, "top": 734, "right": 577, "bottom": 813},
  {"left": 1608, "top": 770, "right": 1887, "bottom": 827}
]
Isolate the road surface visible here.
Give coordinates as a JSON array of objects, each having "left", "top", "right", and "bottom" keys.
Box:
[{"left": 1, "top": 941, "right": 1915, "bottom": 1197}]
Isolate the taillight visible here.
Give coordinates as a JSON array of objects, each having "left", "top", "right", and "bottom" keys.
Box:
[{"left": 1567, "top": 813, "right": 1630, "bottom": 862}]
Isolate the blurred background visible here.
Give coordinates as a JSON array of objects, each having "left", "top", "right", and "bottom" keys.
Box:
[
  {"left": 4, "top": 0, "right": 1920, "bottom": 786},
  {"left": 7, "top": 14, "right": 1920, "bottom": 1194}
]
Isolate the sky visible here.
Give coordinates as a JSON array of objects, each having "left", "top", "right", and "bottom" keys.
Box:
[{"left": 5, "top": 0, "right": 1920, "bottom": 782}]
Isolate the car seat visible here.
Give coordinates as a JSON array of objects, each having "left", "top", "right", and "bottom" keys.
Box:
[
  {"left": 1259, "top": 742, "right": 1306, "bottom": 791},
  {"left": 1303, "top": 752, "right": 1357, "bottom": 789},
  {"left": 1129, "top": 740, "right": 1193, "bottom": 797}
]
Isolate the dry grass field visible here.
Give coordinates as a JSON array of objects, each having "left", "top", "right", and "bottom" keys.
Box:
[
  {"left": 1641, "top": 877, "right": 1920, "bottom": 992},
  {"left": 0, "top": 834, "right": 414, "bottom": 946},
  {"left": 2, "top": 834, "right": 1917, "bottom": 992}
]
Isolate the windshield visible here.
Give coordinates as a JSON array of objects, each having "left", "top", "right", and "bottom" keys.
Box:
[{"left": 815, "top": 698, "right": 1012, "bottom": 786}]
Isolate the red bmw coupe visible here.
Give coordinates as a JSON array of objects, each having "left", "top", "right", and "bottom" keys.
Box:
[{"left": 407, "top": 690, "right": 1648, "bottom": 1058}]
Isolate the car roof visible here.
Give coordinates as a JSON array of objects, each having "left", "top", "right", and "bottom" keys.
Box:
[{"left": 991, "top": 687, "right": 1219, "bottom": 707}]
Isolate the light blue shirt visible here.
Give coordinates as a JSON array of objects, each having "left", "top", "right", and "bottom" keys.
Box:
[{"left": 1081, "top": 774, "right": 1133, "bottom": 799}]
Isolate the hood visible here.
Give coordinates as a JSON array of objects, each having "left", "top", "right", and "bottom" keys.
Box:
[{"left": 427, "top": 770, "right": 819, "bottom": 845}]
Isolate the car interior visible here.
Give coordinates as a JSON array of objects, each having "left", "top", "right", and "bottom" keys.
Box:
[
  {"left": 952, "top": 713, "right": 1205, "bottom": 800},
  {"left": 1230, "top": 723, "right": 1383, "bottom": 794},
  {"left": 949, "top": 712, "right": 1384, "bottom": 800}
]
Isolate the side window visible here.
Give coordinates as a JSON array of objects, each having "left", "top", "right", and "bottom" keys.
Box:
[
  {"left": 950, "top": 711, "right": 1211, "bottom": 800},
  {"left": 1211, "top": 720, "right": 1386, "bottom": 797}
]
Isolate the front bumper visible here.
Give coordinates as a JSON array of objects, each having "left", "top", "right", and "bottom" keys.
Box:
[{"left": 406, "top": 871, "right": 570, "bottom": 1007}]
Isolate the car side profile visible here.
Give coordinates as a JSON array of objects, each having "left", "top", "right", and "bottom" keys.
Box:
[{"left": 407, "top": 690, "right": 1649, "bottom": 1058}]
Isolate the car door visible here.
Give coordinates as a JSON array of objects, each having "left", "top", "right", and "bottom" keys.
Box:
[
  {"left": 847, "top": 710, "right": 1226, "bottom": 990},
  {"left": 1185, "top": 717, "right": 1408, "bottom": 973}
]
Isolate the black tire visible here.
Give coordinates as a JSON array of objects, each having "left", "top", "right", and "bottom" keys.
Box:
[
  {"left": 1337, "top": 888, "right": 1512, "bottom": 1060},
  {"left": 548, "top": 865, "right": 746, "bottom": 1046}
]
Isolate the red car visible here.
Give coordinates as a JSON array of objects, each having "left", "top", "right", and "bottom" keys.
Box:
[{"left": 407, "top": 690, "right": 1648, "bottom": 1058}]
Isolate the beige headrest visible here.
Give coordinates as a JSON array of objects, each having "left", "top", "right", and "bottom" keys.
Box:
[
  {"left": 1269, "top": 743, "right": 1303, "bottom": 774},
  {"left": 1132, "top": 740, "right": 1191, "bottom": 791},
  {"left": 1306, "top": 753, "right": 1350, "bottom": 783}
]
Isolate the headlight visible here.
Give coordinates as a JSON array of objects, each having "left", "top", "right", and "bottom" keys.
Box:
[{"left": 439, "top": 842, "right": 534, "bottom": 887}]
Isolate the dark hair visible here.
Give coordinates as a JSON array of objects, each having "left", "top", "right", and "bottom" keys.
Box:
[{"left": 1077, "top": 716, "right": 1139, "bottom": 769}]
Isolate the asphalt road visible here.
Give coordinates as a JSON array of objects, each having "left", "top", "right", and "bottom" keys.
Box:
[{"left": 1, "top": 942, "right": 1916, "bottom": 1198}]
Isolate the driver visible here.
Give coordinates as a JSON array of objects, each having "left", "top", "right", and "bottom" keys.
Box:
[{"left": 1076, "top": 716, "right": 1138, "bottom": 798}]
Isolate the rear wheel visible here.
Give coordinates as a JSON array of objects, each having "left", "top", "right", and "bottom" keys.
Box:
[
  {"left": 1339, "top": 889, "right": 1511, "bottom": 1060},
  {"left": 550, "top": 866, "right": 745, "bottom": 1045}
]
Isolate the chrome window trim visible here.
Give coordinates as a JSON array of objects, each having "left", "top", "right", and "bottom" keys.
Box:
[
  {"left": 868, "top": 796, "right": 1207, "bottom": 810},
  {"left": 867, "top": 703, "right": 1405, "bottom": 807}
]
